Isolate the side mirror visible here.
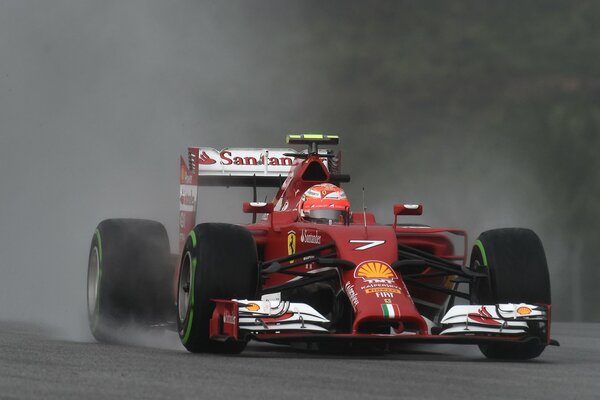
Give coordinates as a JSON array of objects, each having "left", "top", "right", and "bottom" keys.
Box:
[
  {"left": 393, "top": 204, "right": 423, "bottom": 216},
  {"left": 243, "top": 202, "right": 274, "bottom": 214},
  {"left": 393, "top": 204, "right": 423, "bottom": 229}
]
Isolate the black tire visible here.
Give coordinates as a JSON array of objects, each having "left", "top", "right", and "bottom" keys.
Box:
[
  {"left": 88, "top": 219, "right": 172, "bottom": 343},
  {"left": 177, "top": 223, "right": 258, "bottom": 353},
  {"left": 470, "top": 228, "right": 551, "bottom": 360}
]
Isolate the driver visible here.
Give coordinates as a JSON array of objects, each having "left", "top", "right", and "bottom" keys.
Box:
[{"left": 298, "top": 183, "right": 351, "bottom": 224}]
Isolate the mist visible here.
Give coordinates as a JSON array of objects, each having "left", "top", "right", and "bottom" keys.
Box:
[{"left": 1, "top": 1, "right": 597, "bottom": 341}]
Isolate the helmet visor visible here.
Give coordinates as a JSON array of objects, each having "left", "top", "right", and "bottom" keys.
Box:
[{"left": 305, "top": 209, "right": 348, "bottom": 224}]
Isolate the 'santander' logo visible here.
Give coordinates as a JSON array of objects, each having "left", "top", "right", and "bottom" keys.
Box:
[
  {"left": 300, "top": 229, "right": 321, "bottom": 244},
  {"left": 354, "top": 261, "right": 398, "bottom": 281}
]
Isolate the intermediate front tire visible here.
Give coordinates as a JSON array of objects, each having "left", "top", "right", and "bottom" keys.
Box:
[
  {"left": 470, "top": 228, "right": 551, "bottom": 360},
  {"left": 177, "top": 223, "right": 259, "bottom": 353}
]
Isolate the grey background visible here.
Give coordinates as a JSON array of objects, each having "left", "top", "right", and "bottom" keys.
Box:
[{"left": 0, "top": 1, "right": 598, "bottom": 342}]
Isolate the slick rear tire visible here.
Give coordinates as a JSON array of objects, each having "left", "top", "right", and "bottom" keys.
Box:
[
  {"left": 177, "top": 223, "right": 258, "bottom": 353},
  {"left": 470, "top": 228, "right": 551, "bottom": 360},
  {"left": 88, "top": 219, "right": 172, "bottom": 343}
]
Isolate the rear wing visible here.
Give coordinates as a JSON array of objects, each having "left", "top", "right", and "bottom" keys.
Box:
[
  {"left": 182, "top": 147, "right": 330, "bottom": 187},
  {"left": 178, "top": 146, "right": 339, "bottom": 251}
]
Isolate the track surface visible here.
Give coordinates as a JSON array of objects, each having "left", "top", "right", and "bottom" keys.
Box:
[{"left": 0, "top": 322, "right": 598, "bottom": 400}]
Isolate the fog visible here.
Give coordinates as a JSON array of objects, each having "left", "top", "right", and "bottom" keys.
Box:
[{"left": 0, "top": 1, "right": 594, "bottom": 341}]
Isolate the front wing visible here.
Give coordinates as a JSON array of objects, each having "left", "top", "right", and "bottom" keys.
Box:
[{"left": 209, "top": 299, "right": 558, "bottom": 347}]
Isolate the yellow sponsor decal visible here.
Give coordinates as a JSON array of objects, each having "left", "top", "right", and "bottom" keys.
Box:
[
  {"left": 365, "top": 287, "right": 402, "bottom": 294},
  {"left": 354, "top": 261, "right": 398, "bottom": 280}
]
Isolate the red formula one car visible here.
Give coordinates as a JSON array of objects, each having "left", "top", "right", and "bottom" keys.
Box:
[{"left": 87, "top": 134, "right": 558, "bottom": 359}]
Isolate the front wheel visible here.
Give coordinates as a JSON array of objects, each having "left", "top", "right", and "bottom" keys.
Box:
[
  {"left": 470, "top": 228, "right": 551, "bottom": 360},
  {"left": 177, "top": 223, "right": 259, "bottom": 353}
]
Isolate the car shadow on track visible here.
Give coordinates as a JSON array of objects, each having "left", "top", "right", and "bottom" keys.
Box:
[
  {"left": 235, "top": 341, "right": 555, "bottom": 363},
  {"left": 238, "top": 342, "right": 477, "bottom": 362}
]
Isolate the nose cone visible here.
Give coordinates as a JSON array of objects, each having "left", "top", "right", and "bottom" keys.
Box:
[{"left": 330, "top": 226, "right": 428, "bottom": 334}]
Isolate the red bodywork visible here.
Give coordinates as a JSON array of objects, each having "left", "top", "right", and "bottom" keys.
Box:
[{"left": 176, "top": 145, "right": 552, "bottom": 347}]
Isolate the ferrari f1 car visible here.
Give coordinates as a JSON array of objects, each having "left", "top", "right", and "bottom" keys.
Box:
[{"left": 87, "top": 134, "right": 558, "bottom": 359}]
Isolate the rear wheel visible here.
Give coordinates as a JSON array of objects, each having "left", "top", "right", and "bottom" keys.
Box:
[
  {"left": 177, "top": 223, "right": 259, "bottom": 353},
  {"left": 88, "top": 219, "right": 172, "bottom": 343},
  {"left": 470, "top": 228, "right": 551, "bottom": 360}
]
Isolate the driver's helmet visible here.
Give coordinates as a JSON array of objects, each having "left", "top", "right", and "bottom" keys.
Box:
[{"left": 299, "top": 183, "right": 350, "bottom": 224}]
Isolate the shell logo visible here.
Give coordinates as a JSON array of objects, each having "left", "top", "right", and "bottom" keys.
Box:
[
  {"left": 244, "top": 303, "right": 261, "bottom": 312},
  {"left": 517, "top": 306, "right": 532, "bottom": 315},
  {"left": 354, "top": 261, "right": 397, "bottom": 280}
]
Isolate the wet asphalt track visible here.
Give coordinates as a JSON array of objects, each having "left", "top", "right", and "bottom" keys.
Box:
[{"left": 0, "top": 322, "right": 599, "bottom": 400}]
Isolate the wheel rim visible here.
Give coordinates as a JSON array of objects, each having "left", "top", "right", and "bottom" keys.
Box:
[
  {"left": 88, "top": 246, "right": 100, "bottom": 319},
  {"left": 178, "top": 252, "right": 192, "bottom": 323}
]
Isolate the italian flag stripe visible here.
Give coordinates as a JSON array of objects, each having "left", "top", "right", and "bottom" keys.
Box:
[{"left": 381, "top": 304, "right": 401, "bottom": 318}]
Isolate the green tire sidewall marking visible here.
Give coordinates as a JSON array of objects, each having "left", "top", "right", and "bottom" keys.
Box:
[
  {"left": 474, "top": 239, "right": 488, "bottom": 267},
  {"left": 182, "top": 256, "right": 197, "bottom": 344},
  {"left": 95, "top": 229, "right": 103, "bottom": 263},
  {"left": 190, "top": 230, "right": 197, "bottom": 248}
]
